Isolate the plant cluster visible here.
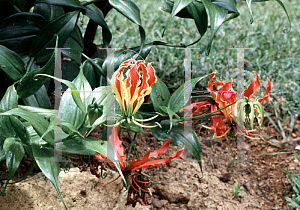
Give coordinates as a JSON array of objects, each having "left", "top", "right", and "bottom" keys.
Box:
[{"left": 0, "top": 0, "right": 288, "bottom": 209}]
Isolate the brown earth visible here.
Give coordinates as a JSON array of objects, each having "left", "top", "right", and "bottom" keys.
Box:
[{"left": 1, "top": 112, "right": 300, "bottom": 209}]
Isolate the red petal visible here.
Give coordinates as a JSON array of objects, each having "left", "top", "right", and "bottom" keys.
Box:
[
  {"left": 95, "top": 126, "right": 126, "bottom": 170},
  {"left": 126, "top": 60, "right": 140, "bottom": 100},
  {"left": 126, "top": 138, "right": 183, "bottom": 171},
  {"left": 244, "top": 71, "right": 260, "bottom": 99},
  {"left": 258, "top": 78, "right": 271, "bottom": 103}
]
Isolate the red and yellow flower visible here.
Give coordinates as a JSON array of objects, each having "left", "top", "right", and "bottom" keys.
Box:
[{"left": 112, "top": 59, "right": 157, "bottom": 117}]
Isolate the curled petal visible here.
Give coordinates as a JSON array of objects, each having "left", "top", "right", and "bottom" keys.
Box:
[
  {"left": 244, "top": 71, "right": 260, "bottom": 99},
  {"left": 258, "top": 78, "right": 271, "bottom": 103},
  {"left": 127, "top": 138, "right": 184, "bottom": 171}
]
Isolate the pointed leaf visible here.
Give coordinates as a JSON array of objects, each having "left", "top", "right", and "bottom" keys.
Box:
[
  {"left": 59, "top": 68, "right": 91, "bottom": 129},
  {"left": 22, "top": 84, "right": 51, "bottom": 108},
  {"left": 84, "top": 4, "right": 112, "bottom": 47},
  {"left": 0, "top": 108, "right": 54, "bottom": 145},
  {"left": 17, "top": 51, "right": 55, "bottom": 98},
  {"left": 29, "top": 11, "right": 79, "bottom": 63},
  {"left": 150, "top": 77, "right": 170, "bottom": 112},
  {"left": 2, "top": 137, "right": 25, "bottom": 194},
  {"left": 0, "top": 85, "right": 18, "bottom": 138},
  {"left": 34, "top": 0, "right": 85, "bottom": 10},
  {"left": 37, "top": 74, "right": 85, "bottom": 114},
  {"left": 202, "top": 0, "right": 228, "bottom": 54},
  {"left": 162, "top": 0, "right": 195, "bottom": 37},
  {"left": 31, "top": 132, "right": 67, "bottom": 209},
  {"left": 0, "top": 45, "right": 25, "bottom": 81},
  {"left": 108, "top": 0, "right": 146, "bottom": 52}
]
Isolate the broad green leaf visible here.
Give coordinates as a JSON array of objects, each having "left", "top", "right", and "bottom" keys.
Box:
[
  {"left": 18, "top": 105, "right": 55, "bottom": 119},
  {"left": 166, "top": 75, "right": 207, "bottom": 130},
  {"left": 31, "top": 131, "right": 67, "bottom": 209},
  {"left": 0, "top": 136, "right": 5, "bottom": 162},
  {"left": 59, "top": 67, "right": 91, "bottom": 129},
  {"left": 0, "top": 108, "right": 54, "bottom": 145},
  {"left": 0, "top": 85, "right": 18, "bottom": 138},
  {"left": 212, "top": 0, "right": 237, "bottom": 13},
  {"left": 84, "top": 4, "right": 112, "bottom": 47},
  {"left": 109, "top": 0, "right": 146, "bottom": 52},
  {"left": 162, "top": 0, "right": 195, "bottom": 37},
  {"left": 34, "top": 0, "right": 85, "bottom": 10},
  {"left": 0, "top": 45, "right": 25, "bottom": 81},
  {"left": 168, "top": 75, "right": 207, "bottom": 114},
  {"left": 22, "top": 85, "right": 51, "bottom": 108},
  {"left": 10, "top": 117, "right": 31, "bottom": 146},
  {"left": 150, "top": 77, "right": 170, "bottom": 112},
  {"left": 37, "top": 74, "right": 85, "bottom": 113},
  {"left": 34, "top": 2, "right": 65, "bottom": 20},
  {"left": 163, "top": 0, "right": 208, "bottom": 37},
  {"left": 0, "top": 13, "right": 46, "bottom": 57},
  {"left": 17, "top": 50, "right": 54, "bottom": 98},
  {"left": 82, "top": 59, "right": 98, "bottom": 89},
  {"left": 152, "top": 121, "right": 202, "bottom": 172},
  {"left": 2, "top": 137, "right": 25, "bottom": 195},
  {"left": 0, "top": 85, "right": 18, "bottom": 111},
  {"left": 29, "top": 10, "right": 79, "bottom": 63},
  {"left": 202, "top": 0, "right": 228, "bottom": 54},
  {"left": 62, "top": 26, "right": 83, "bottom": 64}
]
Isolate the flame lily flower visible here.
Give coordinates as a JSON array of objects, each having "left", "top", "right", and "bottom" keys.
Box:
[
  {"left": 208, "top": 70, "right": 237, "bottom": 125},
  {"left": 243, "top": 71, "right": 272, "bottom": 103},
  {"left": 234, "top": 71, "right": 272, "bottom": 130},
  {"left": 95, "top": 126, "right": 184, "bottom": 195},
  {"left": 112, "top": 59, "right": 157, "bottom": 117}
]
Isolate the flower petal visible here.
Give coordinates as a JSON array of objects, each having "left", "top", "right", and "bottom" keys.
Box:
[
  {"left": 244, "top": 71, "right": 260, "bottom": 99},
  {"left": 258, "top": 78, "right": 271, "bottom": 103},
  {"left": 127, "top": 138, "right": 183, "bottom": 171}
]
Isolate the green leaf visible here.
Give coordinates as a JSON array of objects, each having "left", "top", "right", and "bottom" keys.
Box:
[
  {"left": 10, "top": 116, "right": 31, "bottom": 146},
  {"left": 82, "top": 59, "right": 98, "bottom": 89},
  {"left": 212, "top": 0, "right": 237, "bottom": 13},
  {"left": 162, "top": 0, "right": 195, "bottom": 37},
  {"left": 62, "top": 26, "right": 83, "bottom": 64},
  {"left": 84, "top": 4, "right": 112, "bottom": 47},
  {"left": 22, "top": 85, "right": 51, "bottom": 108},
  {"left": 0, "top": 85, "right": 18, "bottom": 138},
  {"left": 29, "top": 10, "right": 79, "bottom": 63},
  {"left": 2, "top": 137, "right": 25, "bottom": 195},
  {"left": 37, "top": 74, "right": 85, "bottom": 114},
  {"left": 59, "top": 67, "right": 91, "bottom": 129},
  {"left": 109, "top": 0, "right": 146, "bottom": 52},
  {"left": 34, "top": 0, "right": 85, "bottom": 10},
  {"left": 31, "top": 131, "right": 68, "bottom": 209},
  {"left": 0, "top": 136, "right": 6, "bottom": 163},
  {"left": 0, "top": 13, "right": 46, "bottom": 57},
  {"left": 150, "top": 77, "right": 170, "bottom": 112},
  {"left": 0, "top": 45, "right": 25, "bottom": 81},
  {"left": 163, "top": 0, "right": 208, "bottom": 37},
  {"left": 152, "top": 121, "right": 202, "bottom": 172},
  {"left": 17, "top": 50, "right": 55, "bottom": 98},
  {"left": 202, "top": 0, "right": 228, "bottom": 54},
  {"left": 34, "top": 2, "right": 65, "bottom": 20},
  {"left": 0, "top": 108, "right": 54, "bottom": 145},
  {"left": 18, "top": 105, "right": 55, "bottom": 119}
]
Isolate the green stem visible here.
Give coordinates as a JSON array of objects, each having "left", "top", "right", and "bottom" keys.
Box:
[
  {"left": 26, "top": 57, "right": 35, "bottom": 73},
  {"left": 126, "top": 130, "right": 134, "bottom": 168},
  {"left": 181, "top": 101, "right": 237, "bottom": 121}
]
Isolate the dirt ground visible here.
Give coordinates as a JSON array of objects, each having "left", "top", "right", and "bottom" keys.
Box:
[{"left": 1, "top": 112, "right": 300, "bottom": 209}]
